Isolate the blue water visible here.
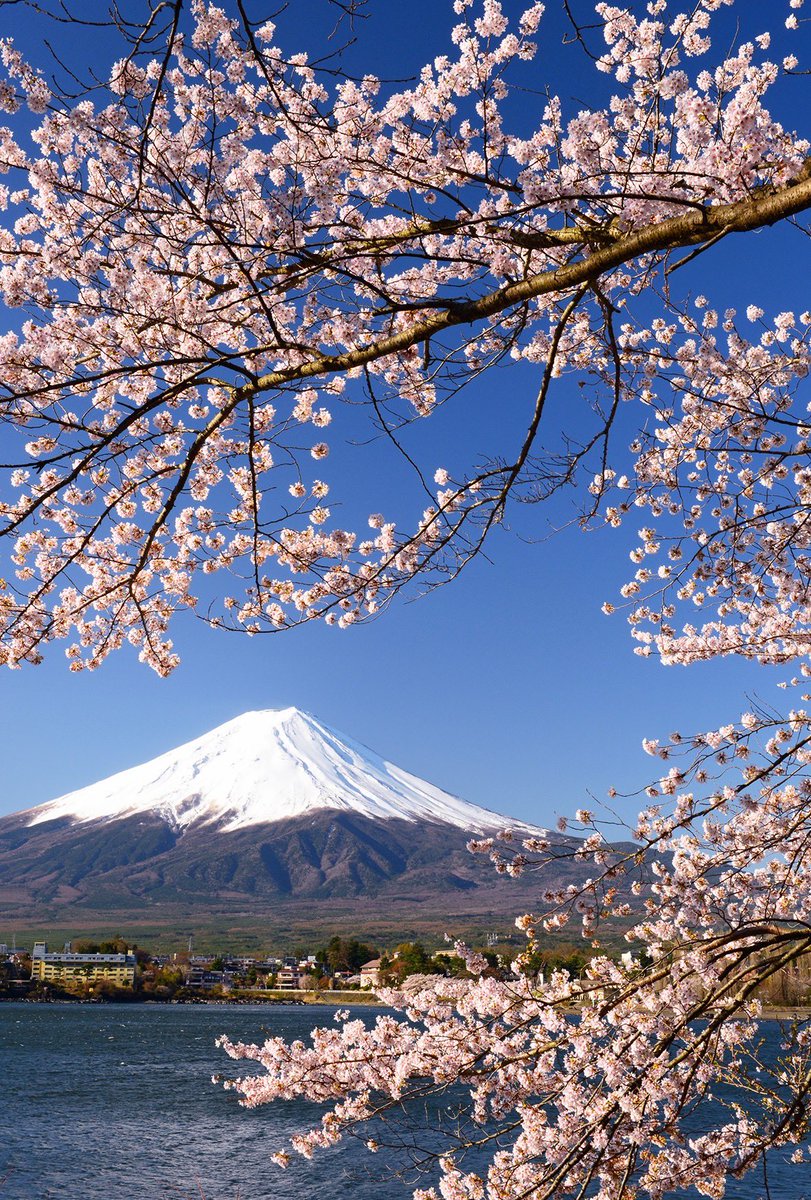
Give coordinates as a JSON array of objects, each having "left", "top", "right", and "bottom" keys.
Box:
[
  {"left": 0, "top": 1002, "right": 395, "bottom": 1200},
  {"left": 0, "top": 1003, "right": 807, "bottom": 1199}
]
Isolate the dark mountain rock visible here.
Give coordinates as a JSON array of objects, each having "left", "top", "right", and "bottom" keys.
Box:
[{"left": 0, "top": 805, "right": 607, "bottom": 921}]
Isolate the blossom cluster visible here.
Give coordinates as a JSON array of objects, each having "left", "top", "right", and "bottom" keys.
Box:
[{"left": 0, "top": 0, "right": 808, "bottom": 673}]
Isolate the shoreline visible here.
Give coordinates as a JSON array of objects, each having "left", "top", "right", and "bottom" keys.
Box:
[
  {"left": 0, "top": 988, "right": 383, "bottom": 1006},
  {"left": 3, "top": 993, "right": 808, "bottom": 1017}
]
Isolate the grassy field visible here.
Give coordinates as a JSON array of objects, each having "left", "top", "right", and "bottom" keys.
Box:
[{"left": 0, "top": 898, "right": 633, "bottom": 957}]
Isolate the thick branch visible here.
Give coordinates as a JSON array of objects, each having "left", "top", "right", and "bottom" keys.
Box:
[{"left": 246, "top": 160, "right": 811, "bottom": 399}]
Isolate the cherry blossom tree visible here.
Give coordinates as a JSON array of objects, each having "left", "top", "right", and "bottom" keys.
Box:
[{"left": 2, "top": 0, "right": 811, "bottom": 1195}]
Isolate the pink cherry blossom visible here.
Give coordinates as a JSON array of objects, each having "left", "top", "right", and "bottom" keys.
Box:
[{"left": 1, "top": 3, "right": 811, "bottom": 1193}]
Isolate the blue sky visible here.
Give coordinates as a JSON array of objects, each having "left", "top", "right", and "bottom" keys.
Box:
[{"left": 0, "top": 0, "right": 804, "bottom": 826}]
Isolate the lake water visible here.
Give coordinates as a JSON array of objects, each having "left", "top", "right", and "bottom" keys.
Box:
[
  {"left": 1, "top": 1002, "right": 396, "bottom": 1200},
  {"left": 0, "top": 1002, "right": 807, "bottom": 1200}
]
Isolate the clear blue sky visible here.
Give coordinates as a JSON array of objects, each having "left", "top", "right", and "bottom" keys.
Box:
[{"left": 0, "top": 0, "right": 803, "bottom": 826}]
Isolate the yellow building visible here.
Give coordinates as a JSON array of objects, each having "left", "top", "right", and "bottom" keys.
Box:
[{"left": 30, "top": 942, "right": 136, "bottom": 988}]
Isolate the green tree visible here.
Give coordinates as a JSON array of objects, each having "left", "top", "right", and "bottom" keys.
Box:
[{"left": 318, "top": 936, "right": 378, "bottom": 974}]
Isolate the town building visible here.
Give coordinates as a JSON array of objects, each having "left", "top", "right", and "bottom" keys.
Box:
[
  {"left": 30, "top": 942, "right": 137, "bottom": 988},
  {"left": 276, "top": 966, "right": 301, "bottom": 989},
  {"left": 186, "top": 965, "right": 231, "bottom": 990},
  {"left": 359, "top": 958, "right": 382, "bottom": 989}
]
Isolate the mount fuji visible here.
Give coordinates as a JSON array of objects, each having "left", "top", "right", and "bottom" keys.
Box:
[
  {"left": 0, "top": 708, "right": 595, "bottom": 939},
  {"left": 24, "top": 707, "right": 539, "bottom": 836}
]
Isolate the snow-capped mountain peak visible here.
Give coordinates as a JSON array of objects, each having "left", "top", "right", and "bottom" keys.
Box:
[{"left": 25, "top": 707, "right": 538, "bottom": 835}]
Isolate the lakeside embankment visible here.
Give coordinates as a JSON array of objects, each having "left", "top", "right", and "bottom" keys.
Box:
[
  {"left": 4, "top": 988, "right": 809, "bottom": 1017},
  {"left": 758, "top": 1005, "right": 811, "bottom": 1020},
  {"left": 0, "top": 987, "right": 383, "bottom": 1005}
]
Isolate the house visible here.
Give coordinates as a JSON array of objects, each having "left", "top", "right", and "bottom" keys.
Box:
[
  {"left": 186, "top": 966, "right": 230, "bottom": 990},
  {"left": 359, "top": 958, "right": 382, "bottom": 989}
]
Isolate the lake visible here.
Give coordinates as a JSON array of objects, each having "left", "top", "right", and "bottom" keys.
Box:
[{"left": 0, "top": 1002, "right": 807, "bottom": 1200}]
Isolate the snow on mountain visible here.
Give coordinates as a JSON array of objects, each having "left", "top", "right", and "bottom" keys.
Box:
[{"left": 25, "top": 707, "right": 539, "bottom": 835}]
